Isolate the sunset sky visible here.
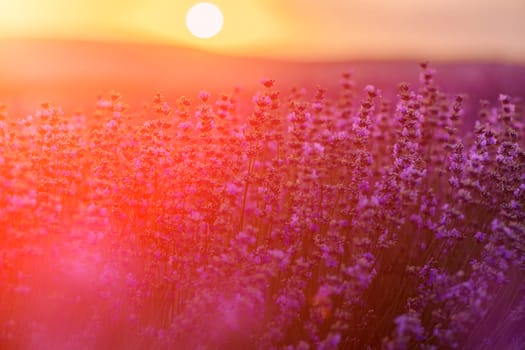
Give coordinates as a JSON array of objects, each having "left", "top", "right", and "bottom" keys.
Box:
[{"left": 0, "top": 0, "right": 524, "bottom": 62}]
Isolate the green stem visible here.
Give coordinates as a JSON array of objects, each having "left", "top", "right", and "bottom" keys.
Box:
[{"left": 239, "top": 158, "right": 253, "bottom": 231}]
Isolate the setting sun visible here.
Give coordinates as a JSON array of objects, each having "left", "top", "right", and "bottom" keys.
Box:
[
  {"left": 185, "top": 2, "right": 224, "bottom": 39},
  {"left": 1, "top": 0, "right": 525, "bottom": 349}
]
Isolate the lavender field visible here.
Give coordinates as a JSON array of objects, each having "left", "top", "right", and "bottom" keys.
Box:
[{"left": 0, "top": 64, "right": 524, "bottom": 349}]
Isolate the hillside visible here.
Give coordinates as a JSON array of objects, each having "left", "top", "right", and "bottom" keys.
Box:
[{"left": 1, "top": 39, "right": 524, "bottom": 115}]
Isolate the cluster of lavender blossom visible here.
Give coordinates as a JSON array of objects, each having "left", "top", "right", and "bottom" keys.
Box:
[{"left": 0, "top": 64, "right": 524, "bottom": 349}]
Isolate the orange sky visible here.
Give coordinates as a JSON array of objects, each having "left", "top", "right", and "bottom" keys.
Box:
[{"left": 0, "top": 0, "right": 524, "bottom": 62}]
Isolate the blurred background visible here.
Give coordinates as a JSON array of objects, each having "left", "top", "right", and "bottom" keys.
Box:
[{"left": 0, "top": 0, "right": 524, "bottom": 113}]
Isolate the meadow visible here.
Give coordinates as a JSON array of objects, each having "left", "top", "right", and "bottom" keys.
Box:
[{"left": 0, "top": 63, "right": 524, "bottom": 349}]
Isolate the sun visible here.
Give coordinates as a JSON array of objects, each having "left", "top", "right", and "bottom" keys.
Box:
[{"left": 186, "top": 3, "right": 224, "bottom": 39}]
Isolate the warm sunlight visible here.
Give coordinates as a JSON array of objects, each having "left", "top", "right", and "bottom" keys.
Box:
[
  {"left": 185, "top": 2, "right": 223, "bottom": 39},
  {"left": 1, "top": 0, "right": 525, "bottom": 348},
  {"left": 1, "top": 0, "right": 523, "bottom": 60}
]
